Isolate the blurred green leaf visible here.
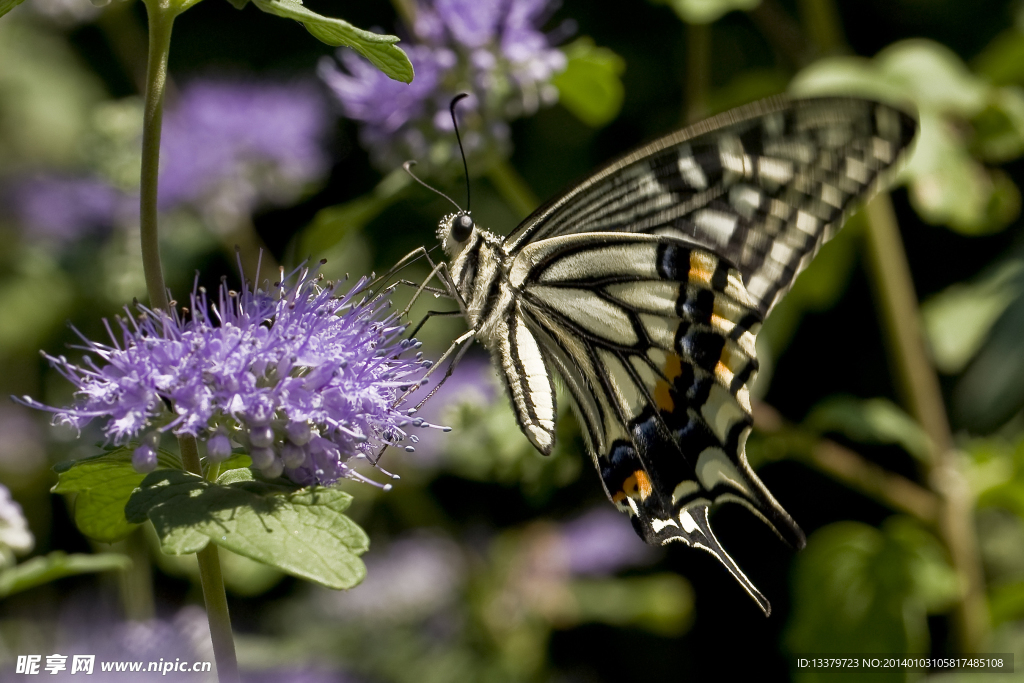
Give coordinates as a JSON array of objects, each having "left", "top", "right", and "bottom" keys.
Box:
[
  {"left": 0, "top": 249, "right": 74, "bottom": 358},
  {"left": 707, "top": 68, "right": 790, "bottom": 115},
  {"left": 791, "top": 39, "right": 1023, "bottom": 235},
  {"left": 52, "top": 447, "right": 180, "bottom": 544},
  {"left": 150, "top": 535, "right": 285, "bottom": 597},
  {"left": 225, "top": 0, "right": 250, "bottom": 8},
  {"left": 804, "top": 396, "right": 930, "bottom": 462},
  {"left": 976, "top": 436, "right": 1024, "bottom": 515},
  {"left": 0, "top": 551, "right": 130, "bottom": 598},
  {"left": 787, "top": 517, "right": 958, "bottom": 680},
  {"left": 953, "top": 293, "right": 1024, "bottom": 433},
  {"left": 0, "top": 20, "right": 106, "bottom": 173},
  {"left": 988, "top": 580, "right": 1024, "bottom": 625},
  {"left": 922, "top": 257, "right": 1024, "bottom": 374},
  {"left": 972, "top": 88, "right": 1024, "bottom": 162},
  {"left": 295, "top": 169, "right": 409, "bottom": 258},
  {"left": 0, "top": 0, "right": 25, "bottom": 19},
  {"left": 552, "top": 38, "right": 626, "bottom": 128},
  {"left": 649, "top": 0, "right": 760, "bottom": 24},
  {"left": 569, "top": 574, "right": 693, "bottom": 636},
  {"left": 973, "top": 28, "right": 1024, "bottom": 87},
  {"left": 125, "top": 468, "right": 369, "bottom": 589},
  {"left": 250, "top": 0, "right": 413, "bottom": 83}
]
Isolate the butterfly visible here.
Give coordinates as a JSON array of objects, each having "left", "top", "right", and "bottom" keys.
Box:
[{"left": 421, "top": 96, "right": 916, "bottom": 615}]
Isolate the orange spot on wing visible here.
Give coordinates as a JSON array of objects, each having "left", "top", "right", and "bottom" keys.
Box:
[
  {"left": 689, "top": 252, "right": 716, "bottom": 286},
  {"left": 617, "top": 470, "right": 654, "bottom": 502},
  {"left": 655, "top": 353, "right": 683, "bottom": 412}
]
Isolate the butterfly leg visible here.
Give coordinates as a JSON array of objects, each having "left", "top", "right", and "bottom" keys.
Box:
[{"left": 408, "top": 309, "right": 462, "bottom": 339}]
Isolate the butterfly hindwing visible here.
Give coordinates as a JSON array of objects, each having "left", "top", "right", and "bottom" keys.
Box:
[{"left": 505, "top": 233, "right": 802, "bottom": 613}]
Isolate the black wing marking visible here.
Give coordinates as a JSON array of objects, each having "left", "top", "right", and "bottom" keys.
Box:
[
  {"left": 503, "top": 97, "right": 917, "bottom": 317},
  {"left": 508, "top": 232, "right": 802, "bottom": 614}
]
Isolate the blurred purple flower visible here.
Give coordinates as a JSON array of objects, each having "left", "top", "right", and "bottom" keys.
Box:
[
  {"left": 159, "top": 79, "right": 331, "bottom": 222},
  {"left": 0, "top": 405, "right": 47, "bottom": 479},
  {"left": 322, "top": 532, "right": 464, "bottom": 622},
  {"left": 0, "top": 483, "right": 34, "bottom": 563},
  {"left": 18, "top": 264, "right": 432, "bottom": 484},
  {"left": 320, "top": 0, "right": 567, "bottom": 174},
  {"left": 4, "top": 175, "right": 127, "bottom": 243},
  {"left": 559, "top": 507, "right": 659, "bottom": 576},
  {"left": 55, "top": 604, "right": 212, "bottom": 682}
]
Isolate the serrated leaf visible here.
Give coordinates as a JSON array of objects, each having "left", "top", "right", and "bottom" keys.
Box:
[
  {"left": 126, "top": 469, "right": 369, "bottom": 589},
  {"left": 804, "top": 396, "right": 931, "bottom": 462},
  {"left": 0, "top": 552, "right": 130, "bottom": 598},
  {"left": 552, "top": 38, "right": 625, "bottom": 128},
  {"left": 52, "top": 447, "right": 180, "bottom": 543},
  {"left": 0, "top": 0, "right": 26, "bottom": 19},
  {"left": 250, "top": 0, "right": 413, "bottom": 83}
]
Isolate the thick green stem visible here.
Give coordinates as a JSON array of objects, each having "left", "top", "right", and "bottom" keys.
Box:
[
  {"left": 863, "top": 194, "right": 989, "bottom": 653},
  {"left": 140, "top": 2, "right": 174, "bottom": 312},
  {"left": 140, "top": 3, "right": 237, "bottom": 679},
  {"left": 487, "top": 159, "right": 540, "bottom": 219},
  {"left": 685, "top": 22, "right": 710, "bottom": 124}
]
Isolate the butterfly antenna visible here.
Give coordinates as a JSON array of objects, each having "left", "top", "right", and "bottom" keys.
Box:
[
  {"left": 450, "top": 93, "right": 471, "bottom": 211},
  {"left": 402, "top": 161, "right": 463, "bottom": 213}
]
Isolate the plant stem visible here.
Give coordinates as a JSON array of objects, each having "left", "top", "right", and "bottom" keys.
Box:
[
  {"left": 140, "top": 1, "right": 174, "bottom": 312},
  {"left": 685, "top": 22, "right": 710, "bottom": 124},
  {"left": 796, "top": 0, "right": 845, "bottom": 55},
  {"left": 752, "top": 402, "right": 940, "bottom": 523},
  {"left": 487, "top": 159, "right": 540, "bottom": 219},
  {"left": 179, "top": 434, "right": 239, "bottom": 683},
  {"left": 863, "top": 194, "right": 989, "bottom": 653},
  {"left": 140, "top": 3, "right": 238, "bottom": 679}
]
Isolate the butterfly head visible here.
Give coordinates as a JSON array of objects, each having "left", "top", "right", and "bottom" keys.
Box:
[{"left": 438, "top": 211, "right": 477, "bottom": 256}]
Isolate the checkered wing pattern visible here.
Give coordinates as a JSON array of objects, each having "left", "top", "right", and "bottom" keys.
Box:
[{"left": 503, "top": 97, "right": 917, "bottom": 317}]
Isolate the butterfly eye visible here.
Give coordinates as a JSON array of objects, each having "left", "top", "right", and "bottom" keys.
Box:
[{"left": 450, "top": 213, "right": 474, "bottom": 242}]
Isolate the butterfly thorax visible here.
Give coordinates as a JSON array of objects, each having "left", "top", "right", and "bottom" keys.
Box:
[{"left": 437, "top": 213, "right": 510, "bottom": 337}]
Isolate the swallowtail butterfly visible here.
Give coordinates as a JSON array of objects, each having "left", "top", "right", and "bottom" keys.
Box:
[{"left": 430, "top": 96, "right": 916, "bottom": 614}]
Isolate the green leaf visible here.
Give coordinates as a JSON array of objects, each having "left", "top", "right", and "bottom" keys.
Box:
[
  {"left": 921, "top": 257, "right": 1024, "bottom": 374},
  {"left": 0, "top": 0, "right": 25, "bottom": 19},
  {"left": 52, "top": 447, "right": 181, "bottom": 543},
  {"left": 250, "top": 0, "right": 413, "bottom": 83},
  {"left": 649, "top": 0, "right": 760, "bottom": 24},
  {"left": 125, "top": 468, "right": 369, "bottom": 589},
  {"left": 973, "top": 28, "right": 1024, "bottom": 86},
  {"left": 295, "top": 169, "right": 409, "bottom": 257},
  {"left": 804, "top": 396, "right": 931, "bottom": 462},
  {"left": 0, "top": 552, "right": 130, "bottom": 598},
  {"left": 552, "top": 38, "right": 625, "bottom": 128},
  {"left": 786, "top": 518, "right": 958, "bottom": 680}
]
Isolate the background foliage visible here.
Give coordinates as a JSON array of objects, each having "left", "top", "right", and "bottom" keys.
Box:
[{"left": 2, "top": 0, "right": 1024, "bottom": 680}]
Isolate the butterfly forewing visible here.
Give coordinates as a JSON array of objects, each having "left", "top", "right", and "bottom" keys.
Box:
[
  {"left": 503, "top": 97, "right": 916, "bottom": 316},
  {"left": 437, "top": 96, "right": 917, "bottom": 615}
]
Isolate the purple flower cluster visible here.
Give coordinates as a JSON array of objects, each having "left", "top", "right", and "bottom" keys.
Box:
[
  {"left": 18, "top": 264, "right": 434, "bottom": 485},
  {"left": 320, "top": 0, "right": 568, "bottom": 174},
  {"left": 159, "top": 79, "right": 331, "bottom": 221},
  {"left": 3, "top": 78, "right": 330, "bottom": 244},
  {"left": 4, "top": 175, "right": 128, "bottom": 244}
]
